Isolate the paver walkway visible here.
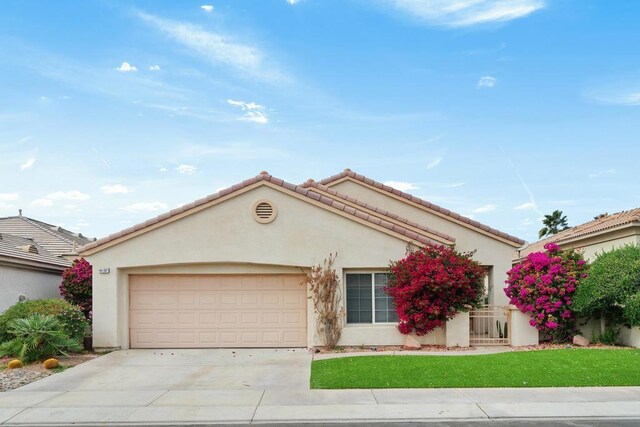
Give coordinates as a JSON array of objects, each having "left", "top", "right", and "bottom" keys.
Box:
[{"left": 0, "top": 348, "right": 639, "bottom": 424}]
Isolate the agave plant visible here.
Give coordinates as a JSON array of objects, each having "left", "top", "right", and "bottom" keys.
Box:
[{"left": 0, "top": 314, "right": 82, "bottom": 363}]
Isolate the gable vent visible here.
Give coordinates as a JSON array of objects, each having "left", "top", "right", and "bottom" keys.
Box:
[
  {"left": 253, "top": 200, "right": 277, "bottom": 224},
  {"left": 18, "top": 244, "right": 39, "bottom": 254}
]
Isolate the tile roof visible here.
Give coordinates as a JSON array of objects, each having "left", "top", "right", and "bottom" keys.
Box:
[
  {"left": 301, "top": 180, "right": 456, "bottom": 244},
  {"left": 316, "top": 169, "right": 525, "bottom": 246},
  {"left": 515, "top": 208, "right": 640, "bottom": 260},
  {"left": 0, "top": 233, "right": 70, "bottom": 269},
  {"left": 80, "top": 172, "right": 443, "bottom": 254},
  {"left": 0, "top": 216, "right": 93, "bottom": 257}
]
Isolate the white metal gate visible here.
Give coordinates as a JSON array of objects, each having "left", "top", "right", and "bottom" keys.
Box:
[{"left": 469, "top": 305, "right": 510, "bottom": 346}]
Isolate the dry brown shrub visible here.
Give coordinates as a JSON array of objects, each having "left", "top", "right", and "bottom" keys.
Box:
[{"left": 301, "top": 253, "right": 345, "bottom": 349}]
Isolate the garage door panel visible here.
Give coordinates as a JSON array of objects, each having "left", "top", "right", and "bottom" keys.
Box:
[{"left": 130, "top": 274, "right": 307, "bottom": 348}]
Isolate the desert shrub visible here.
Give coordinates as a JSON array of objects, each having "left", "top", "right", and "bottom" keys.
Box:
[
  {"left": 7, "top": 359, "right": 22, "bottom": 369},
  {"left": 505, "top": 243, "right": 588, "bottom": 343},
  {"left": 59, "top": 258, "right": 93, "bottom": 320},
  {"left": 387, "top": 245, "right": 486, "bottom": 336},
  {"left": 573, "top": 244, "right": 640, "bottom": 328},
  {"left": 302, "top": 254, "right": 344, "bottom": 349},
  {"left": 0, "top": 314, "right": 82, "bottom": 363},
  {"left": 43, "top": 358, "right": 59, "bottom": 369},
  {"left": 593, "top": 327, "right": 621, "bottom": 345},
  {"left": 0, "top": 299, "right": 88, "bottom": 343}
]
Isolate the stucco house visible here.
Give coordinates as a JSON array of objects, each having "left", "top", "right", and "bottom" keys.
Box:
[
  {"left": 0, "top": 212, "right": 93, "bottom": 312},
  {"left": 514, "top": 208, "right": 640, "bottom": 263},
  {"left": 80, "top": 169, "right": 525, "bottom": 350}
]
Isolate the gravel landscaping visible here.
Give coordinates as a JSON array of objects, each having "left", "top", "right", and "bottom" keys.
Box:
[{"left": 0, "top": 353, "right": 99, "bottom": 392}]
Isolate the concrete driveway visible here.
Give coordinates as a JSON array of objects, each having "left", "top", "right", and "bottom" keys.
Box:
[{"left": 16, "top": 348, "right": 311, "bottom": 391}]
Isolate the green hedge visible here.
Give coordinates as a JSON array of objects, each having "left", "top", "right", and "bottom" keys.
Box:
[
  {"left": 0, "top": 299, "right": 88, "bottom": 343},
  {"left": 573, "top": 244, "right": 640, "bottom": 327}
]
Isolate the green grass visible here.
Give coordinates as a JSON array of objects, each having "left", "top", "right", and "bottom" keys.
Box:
[{"left": 311, "top": 349, "right": 640, "bottom": 389}]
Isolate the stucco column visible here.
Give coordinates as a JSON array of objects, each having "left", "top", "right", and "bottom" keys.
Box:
[
  {"left": 445, "top": 311, "right": 470, "bottom": 347},
  {"left": 508, "top": 306, "right": 539, "bottom": 346}
]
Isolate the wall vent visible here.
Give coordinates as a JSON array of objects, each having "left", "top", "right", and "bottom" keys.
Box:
[{"left": 253, "top": 200, "right": 277, "bottom": 224}]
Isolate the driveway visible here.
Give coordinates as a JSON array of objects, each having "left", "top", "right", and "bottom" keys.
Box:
[{"left": 16, "top": 348, "right": 311, "bottom": 391}]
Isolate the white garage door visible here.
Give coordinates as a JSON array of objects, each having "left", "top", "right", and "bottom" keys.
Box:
[{"left": 129, "top": 274, "right": 307, "bottom": 348}]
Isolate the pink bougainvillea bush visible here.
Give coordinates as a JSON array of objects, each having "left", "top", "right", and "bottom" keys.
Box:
[
  {"left": 505, "top": 243, "right": 588, "bottom": 342},
  {"left": 59, "top": 258, "right": 93, "bottom": 321},
  {"left": 387, "top": 245, "right": 487, "bottom": 336}
]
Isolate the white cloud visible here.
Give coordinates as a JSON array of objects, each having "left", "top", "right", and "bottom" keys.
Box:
[
  {"left": 227, "top": 99, "right": 269, "bottom": 124},
  {"left": 427, "top": 157, "right": 442, "bottom": 169},
  {"left": 589, "top": 169, "right": 616, "bottom": 178},
  {"left": 0, "top": 193, "right": 19, "bottom": 202},
  {"left": 120, "top": 202, "right": 168, "bottom": 213},
  {"left": 149, "top": 65, "right": 161, "bottom": 71},
  {"left": 159, "top": 167, "right": 168, "bottom": 173},
  {"left": 477, "top": 76, "right": 497, "bottom": 88},
  {"left": 201, "top": 4, "right": 214, "bottom": 12},
  {"left": 45, "top": 191, "right": 91, "bottom": 201},
  {"left": 515, "top": 202, "right": 537, "bottom": 210},
  {"left": 100, "top": 184, "right": 132, "bottom": 194},
  {"left": 117, "top": 62, "right": 138, "bottom": 72},
  {"left": 520, "top": 218, "right": 533, "bottom": 226},
  {"left": 138, "top": 12, "right": 286, "bottom": 83},
  {"left": 31, "top": 198, "right": 53, "bottom": 207},
  {"left": 286, "top": 0, "right": 300, "bottom": 4},
  {"left": 20, "top": 158, "right": 36, "bottom": 170},
  {"left": 383, "top": 181, "right": 419, "bottom": 192},
  {"left": 177, "top": 164, "right": 197, "bottom": 175},
  {"left": 385, "top": 0, "right": 545, "bottom": 27},
  {"left": 473, "top": 204, "right": 497, "bottom": 213}
]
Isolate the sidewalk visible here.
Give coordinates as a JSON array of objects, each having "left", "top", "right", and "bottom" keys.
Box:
[{"left": 2, "top": 386, "right": 640, "bottom": 424}]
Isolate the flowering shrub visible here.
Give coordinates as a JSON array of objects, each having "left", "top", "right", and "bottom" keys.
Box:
[
  {"left": 505, "top": 243, "right": 587, "bottom": 342},
  {"left": 387, "top": 245, "right": 486, "bottom": 336},
  {"left": 59, "top": 258, "right": 93, "bottom": 320}
]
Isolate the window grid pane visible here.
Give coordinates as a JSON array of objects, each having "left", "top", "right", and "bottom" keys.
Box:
[
  {"left": 374, "top": 273, "right": 398, "bottom": 323},
  {"left": 346, "top": 274, "right": 373, "bottom": 324}
]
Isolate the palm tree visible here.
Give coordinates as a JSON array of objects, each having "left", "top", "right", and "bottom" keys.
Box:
[{"left": 538, "top": 210, "right": 569, "bottom": 238}]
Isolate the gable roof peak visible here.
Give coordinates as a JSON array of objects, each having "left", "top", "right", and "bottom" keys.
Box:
[{"left": 316, "top": 169, "right": 525, "bottom": 247}]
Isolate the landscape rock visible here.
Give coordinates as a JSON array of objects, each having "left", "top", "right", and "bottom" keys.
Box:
[
  {"left": 404, "top": 335, "right": 421, "bottom": 350},
  {"left": 573, "top": 335, "right": 590, "bottom": 347}
]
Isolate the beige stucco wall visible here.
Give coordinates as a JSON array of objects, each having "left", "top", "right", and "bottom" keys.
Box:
[
  {"left": 330, "top": 180, "right": 518, "bottom": 306},
  {"left": 0, "top": 264, "right": 63, "bottom": 313},
  {"left": 558, "top": 229, "right": 640, "bottom": 262}
]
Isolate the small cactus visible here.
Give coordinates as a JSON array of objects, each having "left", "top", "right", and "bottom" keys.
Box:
[
  {"left": 496, "top": 320, "right": 503, "bottom": 339},
  {"left": 7, "top": 359, "right": 23, "bottom": 369},
  {"left": 504, "top": 322, "right": 509, "bottom": 339},
  {"left": 43, "top": 358, "right": 59, "bottom": 369}
]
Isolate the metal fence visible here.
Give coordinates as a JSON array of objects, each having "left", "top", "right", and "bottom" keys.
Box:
[{"left": 469, "top": 305, "right": 510, "bottom": 346}]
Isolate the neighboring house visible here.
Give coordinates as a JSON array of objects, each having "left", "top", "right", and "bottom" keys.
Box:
[
  {"left": 0, "top": 213, "right": 94, "bottom": 312},
  {"left": 514, "top": 208, "right": 640, "bottom": 263},
  {"left": 80, "top": 169, "right": 524, "bottom": 350}
]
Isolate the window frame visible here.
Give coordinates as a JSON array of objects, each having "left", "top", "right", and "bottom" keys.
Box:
[{"left": 344, "top": 271, "right": 398, "bottom": 325}]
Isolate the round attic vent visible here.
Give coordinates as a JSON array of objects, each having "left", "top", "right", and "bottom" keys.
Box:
[{"left": 253, "top": 200, "right": 277, "bottom": 224}]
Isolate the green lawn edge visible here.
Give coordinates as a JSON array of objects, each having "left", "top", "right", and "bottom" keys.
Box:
[{"left": 310, "top": 349, "right": 640, "bottom": 389}]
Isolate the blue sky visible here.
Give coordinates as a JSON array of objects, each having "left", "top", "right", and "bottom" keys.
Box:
[{"left": 1, "top": 0, "right": 639, "bottom": 243}]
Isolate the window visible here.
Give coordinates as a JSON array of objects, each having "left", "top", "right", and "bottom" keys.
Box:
[{"left": 346, "top": 273, "right": 398, "bottom": 324}]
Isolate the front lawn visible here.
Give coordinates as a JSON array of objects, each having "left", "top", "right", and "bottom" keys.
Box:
[{"left": 311, "top": 349, "right": 640, "bottom": 389}]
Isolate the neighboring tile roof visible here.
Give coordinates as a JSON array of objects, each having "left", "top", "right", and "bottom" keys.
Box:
[
  {"left": 515, "top": 208, "right": 640, "bottom": 260},
  {"left": 80, "top": 172, "right": 443, "bottom": 254},
  {"left": 301, "top": 180, "right": 456, "bottom": 244},
  {"left": 316, "top": 169, "right": 525, "bottom": 246},
  {"left": 0, "top": 215, "right": 93, "bottom": 257},
  {"left": 0, "top": 233, "right": 70, "bottom": 269}
]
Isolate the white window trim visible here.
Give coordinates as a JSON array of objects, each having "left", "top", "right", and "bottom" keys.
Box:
[{"left": 344, "top": 271, "right": 397, "bottom": 325}]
